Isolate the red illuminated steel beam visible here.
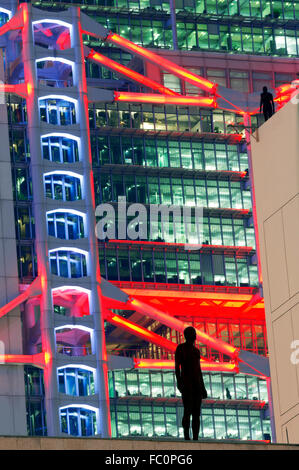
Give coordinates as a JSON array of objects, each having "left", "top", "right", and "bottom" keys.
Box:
[
  {"left": 87, "top": 49, "right": 179, "bottom": 96},
  {"left": 133, "top": 358, "right": 239, "bottom": 373},
  {"left": 127, "top": 297, "right": 238, "bottom": 359},
  {"left": 106, "top": 33, "right": 217, "bottom": 94},
  {"left": 114, "top": 91, "right": 216, "bottom": 107},
  {"left": 0, "top": 8, "right": 24, "bottom": 37},
  {"left": 105, "top": 311, "right": 178, "bottom": 353},
  {"left": 0, "top": 276, "right": 41, "bottom": 319},
  {"left": 0, "top": 352, "right": 46, "bottom": 369},
  {"left": 0, "top": 82, "right": 28, "bottom": 99}
]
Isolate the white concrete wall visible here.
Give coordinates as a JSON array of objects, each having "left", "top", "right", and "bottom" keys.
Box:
[
  {"left": 251, "top": 96, "right": 299, "bottom": 444},
  {"left": 0, "top": 49, "right": 27, "bottom": 435}
]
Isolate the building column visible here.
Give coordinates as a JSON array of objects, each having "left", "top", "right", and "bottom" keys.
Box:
[
  {"left": 21, "top": 3, "right": 59, "bottom": 436},
  {"left": 71, "top": 7, "right": 111, "bottom": 437}
]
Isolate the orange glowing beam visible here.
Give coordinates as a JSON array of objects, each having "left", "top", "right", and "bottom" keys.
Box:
[
  {"left": 105, "top": 311, "right": 178, "bottom": 353},
  {"left": 88, "top": 50, "right": 178, "bottom": 96},
  {"left": 274, "top": 94, "right": 291, "bottom": 104},
  {"left": 107, "top": 33, "right": 217, "bottom": 94},
  {"left": 133, "top": 358, "right": 239, "bottom": 373},
  {"left": 114, "top": 91, "right": 215, "bottom": 107},
  {"left": 0, "top": 352, "right": 46, "bottom": 368},
  {"left": 0, "top": 83, "right": 28, "bottom": 99}
]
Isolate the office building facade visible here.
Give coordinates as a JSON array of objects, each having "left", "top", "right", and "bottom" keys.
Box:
[{"left": 0, "top": 0, "right": 298, "bottom": 440}]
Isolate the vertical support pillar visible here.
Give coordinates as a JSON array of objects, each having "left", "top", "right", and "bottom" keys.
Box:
[
  {"left": 244, "top": 113, "right": 276, "bottom": 442},
  {"left": 71, "top": 7, "right": 111, "bottom": 438},
  {"left": 0, "top": 32, "right": 27, "bottom": 436},
  {"left": 21, "top": 3, "right": 59, "bottom": 436},
  {"left": 169, "top": 0, "right": 178, "bottom": 51},
  {"left": 266, "top": 377, "right": 276, "bottom": 443},
  {"left": 243, "top": 113, "right": 263, "bottom": 289}
]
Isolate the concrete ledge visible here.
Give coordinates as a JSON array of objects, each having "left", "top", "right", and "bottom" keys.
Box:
[{"left": 0, "top": 437, "right": 298, "bottom": 450}]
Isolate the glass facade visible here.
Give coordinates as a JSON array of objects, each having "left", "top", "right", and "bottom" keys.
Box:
[
  {"left": 34, "top": 0, "right": 299, "bottom": 23},
  {"left": 96, "top": 172, "right": 252, "bottom": 209},
  {"left": 47, "top": 211, "right": 85, "bottom": 240},
  {"left": 109, "top": 369, "right": 271, "bottom": 440},
  {"left": 49, "top": 250, "right": 88, "bottom": 278},
  {"left": 44, "top": 173, "right": 82, "bottom": 201},
  {"left": 60, "top": 406, "right": 97, "bottom": 436},
  {"left": 89, "top": 102, "right": 258, "bottom": 134},
  {"left": 124, "top": 318, "right": 268, "bottom": 360},
  {"left": 58, "top": 367, "right": 95, "bottom": 396},
  {"left": 24, "top": 366, "right": 47, "bottom": 436},
  {"left": 6, "top": 0, "right": 295, "bottom": 441},
  {"left": 99, "top": 245, "right": 258, "bottom": 287},
  {"left": 92, "top": 135, "right": 248, "bottom": 171},
  {"left": 42, "top": 136, "right": 79, "bottom": 163},
  {"left": 39, "top": 98, "right": 76, "bottom": 126}
]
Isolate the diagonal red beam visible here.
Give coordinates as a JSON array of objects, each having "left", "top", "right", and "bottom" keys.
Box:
[
  {"left": 87, "top": 49, "right": 179, "bottom": 96},
  {"left": 106, "top": 33, "right": 217, "bottom": 94},
  {"left": 114, "top": 91, "right": 216, "bottom": 107},
  {"left": 133, "top": 358, "right": 239, "bottom": 373},
  {"left": 105, "top": 311, "right": 178, "bottom": 353},
  {"left": 127, "top": 297, "right": 238, "bottom": 358},
  {"left": 0, "top": 277, "right": 41, "bottom": 319},
  {"left": 0, "top": 8, "right": 24, "bottom": 37}
]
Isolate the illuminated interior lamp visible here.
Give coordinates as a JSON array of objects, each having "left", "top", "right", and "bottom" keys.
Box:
[
  {"left": 133, "top": 358, "right": 239, "bottom": 373},
  {"left": 88, "top": 50, "right": 179, "bottom": 96},
  {"left": 114, "top": 91, "right": 215, "bottom": 107},
  {"left": 106, "top": 33, "right": 217, "bottom": 94},
  {"left": 105, "top": 311, "right": 178, "bottom": 353},
  {"left": 0, "top": 352, "right": 46, "bottom": 368}
]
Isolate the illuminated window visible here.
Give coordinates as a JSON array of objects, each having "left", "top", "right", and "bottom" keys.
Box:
[
  {"left": 44, "top": 173, "right": 82, "bottom": 201},
  {"left": 33, "top": 21, "right": 71, "bottom": 51},
  {"left": 58, "top": 367, "right": 95, "bottom": 396},
  {"left": 39, "top": 98, "right": 76, "bottom": 125},
  {"left": 47, "top": 211, "right": 84, "bottom": 239},
  {"left": 60, "top": 406, "right": 97, "bottom": 436},
  {"left": 49, "top": 250, "right": 87, "bottom": 278},
  {"left": 42, "top": 136, "right": 79, "bottom": 163},
  {"left": 36, "top": 59, "right": 73, "bottom": 87},
  {"left": 0, "top": 11, "right": 9, "bottom": 27},
  {"left": 56, "top": 327, "right": 92, "bottom": 356}
]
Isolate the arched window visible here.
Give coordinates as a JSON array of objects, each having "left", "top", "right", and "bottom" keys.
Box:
[
  {"left": 59, "top": 406, "right": 97, "bottom": 436},
  {"left": 57, "top": 366, "right": 95, "bottom": 396},
  {"left": 44, "top": 173, "right": 82, "bottom": 201},
  {"left": 39, "top": 97, "right": 76, "bottom": 125},
  {"left": 55, "top": 326, "right": 93, "bottom": 357},
  {"left": 36, "top": 58, "right": 73, "bottom": 87},
  {"left": 47, "top": 211, "right": 85, "bottom": 239},
  {"left": 49, "top": 249, "right": 87, "bottom": 278},
  {"left": 42, "top": 135, "right": 79, "bottom": 163},
  {"left": 33, "top": 20, "right": 71, "bottom": 51},
  {"left": 0, "top": 9, "right": 9, "bottom": 27}
]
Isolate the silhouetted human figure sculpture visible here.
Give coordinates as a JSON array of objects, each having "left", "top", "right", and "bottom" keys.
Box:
[
  {"left": 175, "top": 326, "right": 207, "bottom": 440},
  {"left": 260, "top": 86, "right": 275, "bottom": 121}
]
